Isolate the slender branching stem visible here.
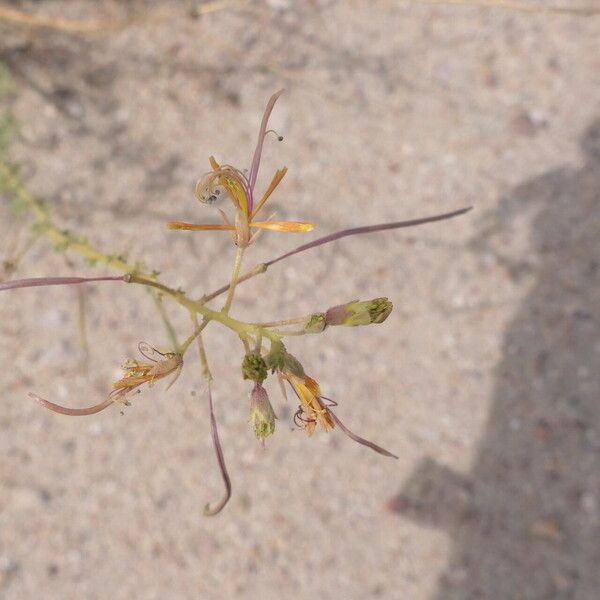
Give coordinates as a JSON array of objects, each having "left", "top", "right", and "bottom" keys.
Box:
[
  {"left": 126, "top": 274, "right": 259, "bottom": 337},
  {"left": 201, "top": 262, "right": 267, "bottom": 304},
  {"left": 149, "top": 290, "right": 180, "bottom": 351},
  {"left": 0, "top": 161, "right": 147, "bottom": 275},
  {"left": 188, "top": 313, "right": 230, "bottom": 516},
  {"left": 268, "top": 328, "right": 306, "bottom": 337},
  {"left": 222, "top": 246, "right": 245, "bottom": 314},
  {"left": 202, "top": 208, "right": 472, "bottom": 304},
  {"left": 179, "top": 317, "right": 209, "bottom": 356},
  {"left": 0, "top": 5, "right": 124, "bottom": 32},
  {"left": 192, "top": 315, "right": 213, "bottom": 382},
  {"left": 253, "top": 330, "right": 263, "bottom": 353},
  {"left": 254, "top": 315, "right": 312, "bottom": 328},
  {"left": 241, "top": 335, "right": 251, "bottom": 353},
  {"left": 76, "top": 286, "right": 90, "bottom": 360}
]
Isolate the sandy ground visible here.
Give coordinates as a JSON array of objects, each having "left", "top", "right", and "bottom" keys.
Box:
[{"left": 0, "top": 1, "right": 599, "bottom": 599}]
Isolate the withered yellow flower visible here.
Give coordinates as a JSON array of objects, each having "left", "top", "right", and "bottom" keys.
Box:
[
  {"left": 30, "top": 343, "right": 182, "bottom": 416},
  {"left": 110, "top": 343, "right": 183, "bottom": 405},
  {"left": 282, "top": 370, "right": 334, "bottom": 434},
  {"left": 167, "top": 90, "right": 314, "bottom": 247}
]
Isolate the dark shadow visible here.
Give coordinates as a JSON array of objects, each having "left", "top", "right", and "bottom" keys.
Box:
[{"left": 391, "top": 117, "right": 600, "bottom": 599}]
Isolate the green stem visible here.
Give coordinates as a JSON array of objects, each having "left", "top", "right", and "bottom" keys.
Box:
[
  {"left": 125, "top": 273, "right": 278, "bottom": 341},
  {"left": 254, "top": 315, "right": 312, "bottom": 328},
  {"left": 268, "top": 328, "right": 306, "bottom": 337},
  {"left": 149, "top": 289, "right": 180, "bottom": 350},
  {"left": 192, "top": 314, "right": 212, "bottom": 382},
  {"left": 0, "top": 160, "right": 148, "bottom": 276},
  {"left": 222, "top": 246, "right": 245, "bottom": 314},
  {"left": 179, "top": 317, "right": 209, "bottom": 356},
  {"left": 201, "top": 262, "right": 267, "bottom": 304}
]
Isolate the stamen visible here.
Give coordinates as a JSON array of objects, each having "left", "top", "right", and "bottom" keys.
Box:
[
  {"left": 320, "top": 396, "right": 338, "bottom": 408},
  {"left": 293, "top": 407, "right": 316, "bottom": 428},
  {"left": 138, "top": 341, "right": 168, "bottom": 362},
  {"left": 264, "top": 129, "right": 284, "bottom": 142}
]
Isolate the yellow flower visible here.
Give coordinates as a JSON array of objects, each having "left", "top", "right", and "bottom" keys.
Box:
[
  {"left": 282, "top": 370, "right": 334, "bottom": 435},
  {"left": 167, "top": 91, "right": 314, "bottom": 247}
]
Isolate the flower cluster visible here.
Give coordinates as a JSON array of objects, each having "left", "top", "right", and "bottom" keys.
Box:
[{"left": 1, "top": 89, "right": 471, "bottom": 515}]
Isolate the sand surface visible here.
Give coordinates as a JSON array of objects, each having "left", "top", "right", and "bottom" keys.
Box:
[{"left": 0, "top": 2, "right": 599, "bottom": 598}]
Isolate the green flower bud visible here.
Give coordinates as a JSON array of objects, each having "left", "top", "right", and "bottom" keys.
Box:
[
  {"left": 249, "top": 383, "right": 276, "bottom": 439},
  {"left": 304, "top": 313, "right": 327, "bottom": 334},
  {"left": 241, "top": 353, "right": 268, "bottom": 383},
  {"left": 325, "top": 297, "right": 393, "bottom": 327}
]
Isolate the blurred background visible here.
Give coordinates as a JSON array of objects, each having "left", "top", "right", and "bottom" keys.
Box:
[{"left": 0, "top": 1, "right": 598, "bottom": 598}]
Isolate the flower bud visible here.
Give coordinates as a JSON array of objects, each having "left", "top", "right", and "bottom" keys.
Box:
[
  {"left": 304, "top": 313, "right": 326, "bottom": 334},
  {"left": 325, "top": 297, "right": 393, "bottom": 327},
  {"left": 241, "top": 353, "right": 268, "bottom": 383},
  {"left": 249, "top": 383, "right": 276, "bottom": 439}
]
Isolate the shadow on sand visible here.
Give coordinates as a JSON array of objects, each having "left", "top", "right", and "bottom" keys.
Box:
[{"left": 393, "top": 118, "right": 600, "bottom": 599}]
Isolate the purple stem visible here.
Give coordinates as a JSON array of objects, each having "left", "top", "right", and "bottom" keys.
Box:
[
  {"left": 30, "top": 392, "right": 114, "bottom": 416},
  {"left": 248, "top": 89, "right": 285, "bottom": 197},
  {"left": 204, "top": 383, "right": 232, "bottom": 516},
  {"left": 266, "top": 207, "right": 472, "bottom": 267},
  {"left": 329, "top": 410, "right": 399, "bottom": 459},
  {"left": 0, "top": 275, "right": 125, "bottom": 292}
]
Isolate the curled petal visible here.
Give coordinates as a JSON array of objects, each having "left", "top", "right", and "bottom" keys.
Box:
[
  {"left": 250, "top": 220, "right": 314, "bottom": 233},
  {"left": 167, "top": 222, "right": 235, "bottom": 232},
  {"left": 329, "top": 409, "right": 398, "bottom": 459},
  {"left": 30, "top": 392, "right": 114, "bottom": 416},
  {"left": 204, "top": 384, "right": 232, "bottom": 516}
]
